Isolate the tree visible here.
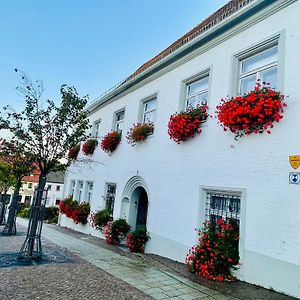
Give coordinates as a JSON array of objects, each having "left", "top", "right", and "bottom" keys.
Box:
[
  {"left": 0, "top": 70, "right": 90, "bottom": 259},
  {"left": 0, "top": 160, "right": 16, "bottom": 225},
  {"left": 0, "top": 140, "right": 33, "bottom": 234}
]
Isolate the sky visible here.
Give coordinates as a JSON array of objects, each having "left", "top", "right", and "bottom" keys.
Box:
[{"left": 0, "top": 0, "right": 228, "bottom": 109}]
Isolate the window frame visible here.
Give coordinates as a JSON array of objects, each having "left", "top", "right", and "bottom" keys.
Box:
[
  {"left": 69, "top": 180, "right": 76, "bottom": 196},
  {"left": 113, "top": 108, "right": 125, "bottom": 133},
  {"left": 104, "top": 182, "right": 117, "bottom": 215},
  {"left": 92, "top": 119, "right": 101, "bottom": 139},
  {"left": 84, "top": 181, "right": 94, "bottom": 203},
  {"left": 140, "top": 94, "right": 157, "bottom": 125},
  {"left": 77, "top": 180, "right": 84, "bottom": 202},
  {"left": 231, "top": 33, "right": 283, "bottom": 96}
]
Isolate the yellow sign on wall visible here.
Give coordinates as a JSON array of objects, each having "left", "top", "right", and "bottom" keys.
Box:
[{"left": 289, "top": 155, "right": 300, "bottom": 169}]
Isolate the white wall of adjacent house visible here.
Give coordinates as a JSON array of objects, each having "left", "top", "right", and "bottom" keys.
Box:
[
  {"left": 45, "top": 183, "right": 64, "bottom": 207},
  {"left": 61, "top": 1, "right": 300, "bottom": 298}
]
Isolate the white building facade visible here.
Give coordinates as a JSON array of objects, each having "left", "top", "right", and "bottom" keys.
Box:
[{"left": 61, "top": 0, "right": 300, "bottom": 297}]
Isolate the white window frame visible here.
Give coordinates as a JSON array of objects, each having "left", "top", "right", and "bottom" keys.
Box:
[
  {"left": 77, "top": 180, "right": 84, "bottom": 202},
  {"left": 141, "top": 95, "right": 157, "bottom": 124},
  {"left": 113, "top": 109, "right": 125, "bottom": 133},
  {"left": 69, "top": 180, "right": 76, "bottom": 196},
  {"left": 104, "top": 183, "right": 116, "bottom": 215},
  {"left": 231, "top": 33, "right": 283, "bottom": 96},
  {"left": 84, "top": 181, "right": 93, "bottom": 203},
  {"left": 92, "top": 119, "right": 101, "bottom": 139},
  {"left": 184, "top": 74, "right": 209, "bottom": 110}
]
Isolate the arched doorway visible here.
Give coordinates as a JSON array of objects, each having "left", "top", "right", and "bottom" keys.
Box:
[{"left": 121, "top": 176, "right": 149, "bottom": 230}]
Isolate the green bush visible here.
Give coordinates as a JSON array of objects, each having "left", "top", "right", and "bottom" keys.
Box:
[
  {"left": 91, "top": 209, "right": 112, "bottom": 230},
  {"left": 17, "top": 206, "right": 31, "bottom": 218},
  {"left": 44, "top": 207, "right": 59, "bottom": 224}
]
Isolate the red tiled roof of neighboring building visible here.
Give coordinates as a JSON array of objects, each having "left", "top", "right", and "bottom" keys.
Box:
[
  {"left": 124, "top": 0, "right": 255, "bottom": 83},
  {"left": 23, "top": 166, "right": 40, "bottom": 183}
]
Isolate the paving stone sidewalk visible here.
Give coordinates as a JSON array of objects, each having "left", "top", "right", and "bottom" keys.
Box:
[{"left": 13, "top": 218, "right": 296, "bottom": 300}]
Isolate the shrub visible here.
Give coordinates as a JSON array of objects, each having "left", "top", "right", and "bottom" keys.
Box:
[
  {"left": 82, "top": 139, "right": 98, "bottom": 155},
  {"left": 168, "top": 106, "right": 208, "bottom": 144},
  {"left": 127, "top": 228, "right": 150, "bottom": 253},
  {"left": 186, "top": 219, "right": 239, "bottom": 282},
  {"left": 90, "top": 208, "right": 112, "bottom": 230},
  {"left": 104, "top": 219, "right": 131, "bottom": 245},
  {"left": 216, "top": 81, "right": 286, "bottom": 139},
  {"left": 44, "top": 206, "right": 59, "bottom": 224},
  {"left": 17, "top": 206, "right": 31, "bottom": 218},
  {"left": 101, "top": 131, "right": 121, "bottom": 154},
  {"left": 126, "top": 123, "right": 154, "bottom": 144},
  {"left": 68, "top": 144, "right": 80, "bottom": 160}
]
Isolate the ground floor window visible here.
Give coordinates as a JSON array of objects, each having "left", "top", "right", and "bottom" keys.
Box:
[
  {"left": 205, "top": 191, "right": 240, "bottom": 226},
  {"left": 105, "top": 183, "right": 116, "bottom": 214}
]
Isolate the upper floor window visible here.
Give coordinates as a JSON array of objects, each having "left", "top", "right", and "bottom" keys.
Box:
[
  {"left": 92, "top": 120, "right": 101, "bottom": 139},
  {"left": 142, "top": 98, "right": 156, "bottom": 123},
  {"left": 114, "top": 110, "right": 125, "bottom": 133},
  {"left": 239, "top": 46, "right": 278, "bottom": 94},
  {"left": 56, "top": 185, "right": 60, "bottom": 191},
  {"left": 69, "top": 180, "right": 75, "bottom": 196},
  {"left": 47, "top": 184, "right": 52, "bottom": 191},
  {"left": 185, "top": 76, "right": 209, "bottom": 110},
  {"left": 28, "top": 183, "right": 33, "bottom": 189}
]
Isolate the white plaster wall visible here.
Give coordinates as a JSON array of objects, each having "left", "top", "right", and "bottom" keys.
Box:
[
  {"left": 63, "top": 2, "right": 300, "bottom": 297},
  {"left": 46, "top": 183, "right": 64, "bottom": 207}
]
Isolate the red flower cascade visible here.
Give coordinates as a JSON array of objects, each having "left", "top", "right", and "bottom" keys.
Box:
[
  {"left": 216, "top": 82, "right": 286, "bottom": 139},
  {"left": 168, "top": 106, "right": 208, "bottom": 144},
  {"left": 101, "top": 131, "right": 121, "bottom": 154}
]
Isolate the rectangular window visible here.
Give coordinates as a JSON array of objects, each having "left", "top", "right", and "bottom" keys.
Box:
[
  {"left": 70, "top": 180, "right": 76, "bottom": 196},
  {"left": 185, "top": 76, "right": 209, "bottom": 109},
  {"left": 105, "top": 183, "right": 116, "bottom": 214},
  {"left": 92, "top": 120, "right": 101, "bottom": 139},
  {"left": 142, "top": 98, "right": 156, "bottom": 123},
  {"left": 28, "top": 183, "right": 33, "bottom": 189},
  {"left": 24, "top": 195, "right": 31, "bottom": 203},
  {"left": 239, "top": 46, "right": 278, "bottom": 94},
  {"left": 56, "top": 185, "right": 60, "bottom": 191},
  {"left": 47, "top": 184, "right": 52, "bottom": 191},
  {"left": 205, "top": 191, "right": 241, "bottom": 226},
  {"left": 77, "top": 181, "right": 84, "bottom": 202},
  {"left": 85, "top": 182, "right": 93, "bottom": 203},
  {"left": 114, "top": 110, "right": 125, "bottom": 133},
  {"left": 55, "top": 199, "right": 60, "bottom": 206}
]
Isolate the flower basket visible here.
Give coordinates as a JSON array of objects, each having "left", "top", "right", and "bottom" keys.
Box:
[
  {"left": 186, "top": 219, "right": 240, "bottom": 282},
  {"left": 100, "top": 131, "right": 121, "bottom": 154},
  {"left": 104, "top": 219, "right": 131, "bottom": 245},
  {"left": 59, "top": 196, "right": 90, "bottom": 224},
  {"left": 126, "top": 228, "right": 150, "bottom": 253},
  {"left": 68, "top": 144, "right": 80, "bottom": 160},
  {"left": 216, "top": 82, "right": 286, "bottom": 139},
  {"left": 126, "top": 123, "right": 154, "bottom": 144},
  {"left": 82, "top": 139, "right": 98, "bottom": 156},
  {"left": 168, "top": 106, "right": 208, "bottom": 143}
]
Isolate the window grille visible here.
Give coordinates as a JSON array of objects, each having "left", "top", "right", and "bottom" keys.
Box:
[{"left": 205, "top": 191, "right": 240, "bottom": 226}]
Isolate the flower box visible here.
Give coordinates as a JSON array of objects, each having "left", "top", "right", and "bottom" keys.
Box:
[
  {"left": 126, "top": 122, "right": 154, "bottom": 144},
  {"left": 100, "top": 131, "right": 121, "bottom": 154}
]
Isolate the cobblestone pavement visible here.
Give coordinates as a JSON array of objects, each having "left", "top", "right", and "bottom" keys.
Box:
[{"left": 1, "top": 220, "right": 296, "bottom": 300}]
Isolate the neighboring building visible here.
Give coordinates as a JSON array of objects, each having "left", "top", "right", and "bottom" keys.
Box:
[
  {"left": 9, "top": 170, "right": 65, "bottom": 206},
  {"left": 61, "top": 0, "right": 300, "bottom": 298}
]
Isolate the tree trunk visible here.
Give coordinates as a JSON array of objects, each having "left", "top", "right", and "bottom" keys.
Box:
[
  {"left": 18, "top": 173, "right": 47, "bottom": 259},
  {"left": 2, "top": 181, "right": 21, "bottom": 235}
]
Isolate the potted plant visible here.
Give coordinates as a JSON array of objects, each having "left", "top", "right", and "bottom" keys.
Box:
[
  {"left": 82, "top": 139, "right": 98, "bottom": 155},
  {"left": 126, "top": 228, "right": 150, "bottom": 253},
  {"left": 68, "top": 144, "right": 80, "bottom": 160},
  {"left": 100, "top": 131, "right": 121, "bottom": 154},
  {"left": 126, "top": 122, "right": 154, "bottom": 144},
  {"left": 168, "top": 105, "right": 208, "bottom": 143},
  {"left": 104, "top": 219, "right": 131, "bottom": 245},
  {"left": 71, "top": 202, "right": 90, "bottom": 224},
  {"left": 186, "top": 219, "right": 239, "bottom": 282},
  {"left": 216, "top": 81, "right": 286, "bottom": 140},
  {"left": 90, "top": 208, "right": 112, "bottom": 231}
]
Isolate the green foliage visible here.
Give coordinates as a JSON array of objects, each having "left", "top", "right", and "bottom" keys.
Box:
[
  {"left": 91, "top": 208, "right": 112, "bottom": 230},
  {"left": 17, "top": 204, "right": 31, "bottom": 218},
  {"left": 104, "top": 219, "right": 131, "bottom": 245},
  {"left": 44, "top": 206, "right": 59, "bottom": 224},
  {"left": 127, "top": 228, "right": 150, "bottom": 253},
  {"left": 0, "top": 161, "right": 16, "bottom": 193}
]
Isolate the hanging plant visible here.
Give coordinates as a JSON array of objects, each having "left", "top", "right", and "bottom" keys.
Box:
[
  {"left": 68, "top": 144, "right": 80, "bottom": 160},
  {"left": 216, "top": 81, "right": 287, "bottom": 140},
  {"left": 126, "top": 122, "right": 154, "bottom": 144},
  {"left": 168, "top": 106, "right": 208, "bottom": 144},
  {"left": 100, "top": 131, "right": 121, "bottom": 154},
  {"left": 82, "top": 138, "right": 98, "bottom": 155}
]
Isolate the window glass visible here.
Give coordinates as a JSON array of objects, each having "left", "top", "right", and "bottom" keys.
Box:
[
  {"left": 185, "top": 76, "right": 209, "bottom": 109},
  {"left": 105, "top": 183, "right": 116, "bottom": 215},
  {"left": 115, "top": 110, "right": 125, "bottom": 132},
  {"left": 143, "top": 98, "right": 156, "bottom": 123},
  {"left": 241, "top": 47, "right": 277, "bottom": 74},
  {"left": 261, "top": 67, "right": 277, "bottom": 88},
  {"left": 93, "top": 120, "right": 101, "bottom": 138},
  {"left": 240, "top": 75, "right": 256, "bottom": 95}
]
